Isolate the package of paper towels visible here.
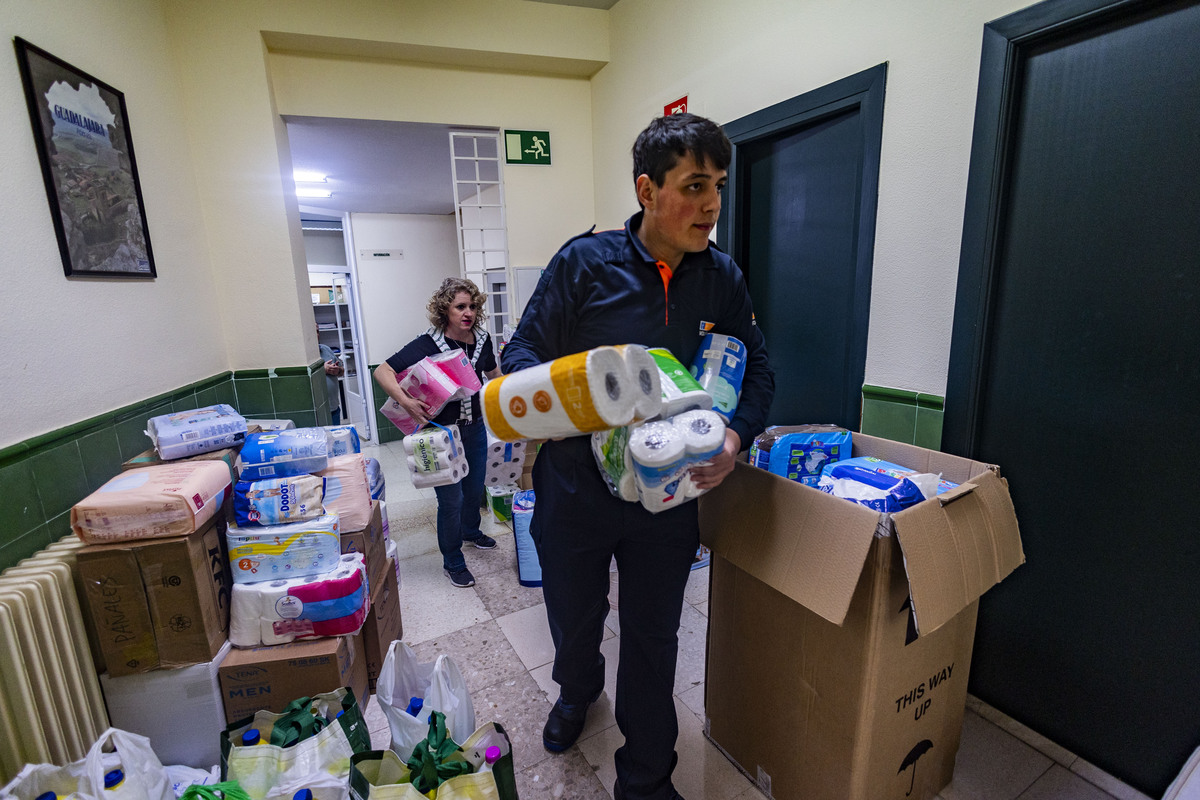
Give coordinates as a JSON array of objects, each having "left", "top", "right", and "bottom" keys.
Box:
[
  {"left": 316, "top": 453, "right": 373, "bottom": 531},
  {"left": 233, "top": 474, "right": 325, "bottom": 527},
  {"left": 145, "top": 403, "right": 248, "bottom": 460},
  {"left": 403, "top": 424, "right": 468, "bottom": 488},
  {"left": 226, "top": 514, "right": 341, "bottom": 584},
  {"left": 229, "top": 551, "right": 369, "bottom": 647},
  {"left": 647, "top": 348, "right": 712, "bottom": 418},
  {"left": 71, "top": 461, "right": 232, "bottom": 543},
  {"left": 238, "top": 428, "right": 329, "bottom": 481},
  {"left": 482, "top": 346, "right": 638, "bottom": 441},
  {"left": 629, "top": 410, "right": 726, "bottom": 514},
  {"left": 689, "top": 333, "right": 746, "bottom": 423},
  {"left": 615, "top": 344, "right": 663, "bottom": 421},
  {"left": 591, "top": 425, "right": 639, "bottom": 502}
]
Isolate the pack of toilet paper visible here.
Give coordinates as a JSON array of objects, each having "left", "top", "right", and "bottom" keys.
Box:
[
  {"left": 817, "top": 456, "right": 958, "bottom": 513},
  {"left": 749, "top": 424, "right": 853, "bottom": 486},
  {"left": 71, "top": 461, "right": 233, "bottom": 543},
  {"left": 403, "top": 424, "right": 468, "bottom": 488},
  {"left": 226, "top": 514, "right": 342, "bottom": 584},
  {"left": 379, "top": 355, "right": 481, "bottom": 435},
  {"left": 323, "top": 424, "right": 361, "bottom": 456},
  {"left": 233, "top": 474, "right": 325, "bottom": 527},
  {"left": 591, "top": 425, "right": 639, "bottom": 502},
  {"left": 238, "top": 428, "right": 330, "bottom": 481},
  {"left": 229, "top": 551, "right": 370, "bottom": 647},
  {"left": 428, "top": 349, "right": 483, "bottom": 398},
  {"left": 647, "top": 348, "right": 713, "bottom": 418},
  {"left": 484, "top": 430, "right": 526, "bottom": 487},
  {"left": 145, "top": 404, "right": 248, "bottom": 460},
  {"left": 689, "top": 333, "right": 747, "bottom": 423},
  {"left": 316, "top": 454, "right": 373, "bottom": 531},
  {"left": 628, "top": 409, "right": 726, "bottom": 514}
]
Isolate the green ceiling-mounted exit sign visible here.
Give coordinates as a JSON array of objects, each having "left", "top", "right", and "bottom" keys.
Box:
[{"left": 505, "top": 130, "right": 551, "bottom": 165}]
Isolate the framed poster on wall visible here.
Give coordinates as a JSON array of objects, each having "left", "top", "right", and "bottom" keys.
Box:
[{"left": 14, "top": 37, "right": 156, "bottom": 278}]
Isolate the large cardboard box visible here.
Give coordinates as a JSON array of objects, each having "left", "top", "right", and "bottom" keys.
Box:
[
  {"left": 100, "top": 641, "right": 230, "bottom": 768},
  {"left": 361, "top": 557, "right": 403, "bottom": 693},
  {"left": 341, "top": 499, "right": 387, "bottom": 594},
  {"left": 698, "top": 434, "right": 1025, "bottom": 800},
  {"left": 76, "top": 517, "right": 231, "bottom": 677},
  {"left": 218, "top": 634, "right": 368, "bottom": 723}
]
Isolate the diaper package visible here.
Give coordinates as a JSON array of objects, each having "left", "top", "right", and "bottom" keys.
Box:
[
  {"left": 323, "top": 424, "right": 361, "bottom": 456},
  {"left": 647, "top": 348, "right": 713, "bottom": 418},
  {"left": 817, "top": 456, "right": 958, "bottom": 513},
  {"left": 628, "top": 409, "right": 726, "bottom": 514},
  {"left": 511, "top": 490, "right": 541, "bottom": 587},
  {"left": 365, "top": 457, "right": 386, "bottom": 501},
  {"left": 689, "top": 333, "right": 747, "bottom": 423},
  {"left": 229, "top": 551, "right": 370, "bottom": 647},
  {"left": 233, "top": 474, "right": 325, "bottom": 527},
  {"left": 484, "top": 430, "right": 526, "bottom": 487},
  {"left": 750, "top": 424, "right": 853, "bottom": 486},
  {"left": 316, "top": 453, "right": 373, "bottom": 531},
  {"left": 591, "top": 425, "right": 639, "bottom": 502},
  {"left": 403, "top": 424, "right": 468, "bottom": 488},
  {"left": 145, "top": 404, "right": 248, "bottom": 460},
  {"left": 244, "top": 418, "right": 296, "bottom": 432},
  {"left": 226, "top": 514, "right": 342, "bottom": 584},
  {"left": 238, "top": 428, "right": 330, "bottom": 481},
  {"left": 71, "top": 461, "right": 233, "bottom": 543}
]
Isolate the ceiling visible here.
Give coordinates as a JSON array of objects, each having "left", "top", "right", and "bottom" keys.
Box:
[{"left": 284, "top": 115, "right": 494, "bottom": 220}]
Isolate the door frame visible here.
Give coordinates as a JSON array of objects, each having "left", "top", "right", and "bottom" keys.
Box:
[
  {"left": 943, "top": 0, "right": 1156, "bottom": 456},
  {"left": 718, "top": 63, "right": 887, "bottom": 428}
]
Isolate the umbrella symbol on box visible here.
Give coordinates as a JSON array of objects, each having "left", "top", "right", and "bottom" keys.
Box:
[{"left": 899, "top": 739, "right": 933, "bottom": 796}]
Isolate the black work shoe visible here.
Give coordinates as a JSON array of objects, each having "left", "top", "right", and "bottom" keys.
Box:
[
  {"left": 542, "top": 691, "right": 601, "bottom": 752},
  {"left": 444, "top": 567, "right": 476, "bottom": 588},
  {"left": 464, "top": 534, "right": 497, "bottom": 550},
  {"left": 613, "top": 782, "right": 684, "bottom": 800}
]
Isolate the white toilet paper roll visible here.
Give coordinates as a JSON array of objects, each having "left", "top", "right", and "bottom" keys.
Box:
[
  {"left": 482, "top": 346, "right": 635, "bottom": 441},
  {"left": 403, "top": 429, "right": 452, "bottom": 454},
  {"left": 615, "top": 344, "right": 664, "bottom": 421},
  {"left": 230, "top": 580, "right": 290, "bottom": 648},
  {"left": 628, "top": 420, "right": 687, "bottom": 470},
  {"left": 674, "top": 409, "right": 726, "bottom": 458},
  {"left": 407, "top": 452, "right": 454, "bottom": 474}
]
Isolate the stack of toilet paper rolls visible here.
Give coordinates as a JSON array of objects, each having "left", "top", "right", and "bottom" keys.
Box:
[
  {"left": 482, "top": 344, "right": 664, "bottom": 442},
  {"left": 404, "top": 424, "right": 467, "bottom": 488},
  {"left": 628, "top": 409, "right": 727, "bottom": 514},
  {"left": 485, "top": 430, "right": 526, "bottom": 487}
]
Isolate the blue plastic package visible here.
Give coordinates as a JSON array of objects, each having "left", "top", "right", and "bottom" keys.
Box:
[
  {"left": 512, "top": 490, "right": 541, "bottom": 587},
  {"left": 817, "top": 456, "right": 958, "bottom": 513},
  {"left": 749, "top": 425, "right": 852, "bottom": 486}
]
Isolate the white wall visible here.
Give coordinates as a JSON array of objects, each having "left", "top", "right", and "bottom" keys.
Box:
[
  {"left": 302, "top": 230, "right": 348, "bottom": 267},
  {"left": 348, "top": 213, "right": 460, "bottom": 365},
  {"left": 595, "top": 0, "right": 1036, "bottom": 397},
  {"left": 1, "top": 0, "right": 226, "bottom": 446}
]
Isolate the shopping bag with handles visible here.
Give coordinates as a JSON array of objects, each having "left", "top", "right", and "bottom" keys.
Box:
[
  {"left": 375, "top": 641, "right": 475, "bottom": 759},
  {"left": 219, "top": 687, "right": 371, "bottom": 800},
  {"left": 1, "top": 728, "right": 172, "bottom": 800}
]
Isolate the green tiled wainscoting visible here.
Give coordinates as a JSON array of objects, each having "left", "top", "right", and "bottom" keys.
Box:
[
  {"left": 369, "top": 364, "right": 403, "bottom": 445},
  {"left": 859, "top": 385, "right": 944, "bottom": 449},
  {"left": 0, "top": 360, "right": 334, "bottom": 570}
]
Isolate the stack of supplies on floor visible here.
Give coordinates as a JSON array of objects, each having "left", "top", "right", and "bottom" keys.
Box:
[{"left": 378, "top": 351, "right": 483, "bottom": 435}]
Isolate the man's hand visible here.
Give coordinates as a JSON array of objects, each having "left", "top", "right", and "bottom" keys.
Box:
[{"left": 689, "top": 428, "right": 742, "bottom": 491}]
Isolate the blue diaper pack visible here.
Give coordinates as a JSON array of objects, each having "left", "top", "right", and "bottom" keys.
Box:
[
  {"left": 817, "top": 456, "right": 958, "bottom": 513},
  {"left": 750, "top": 425, "right": 852, "bottom": 486}
]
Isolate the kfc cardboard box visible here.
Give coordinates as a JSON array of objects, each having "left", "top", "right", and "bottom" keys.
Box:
[{"left": 698, "top": 434, "right": 1024, "bottom": 800}]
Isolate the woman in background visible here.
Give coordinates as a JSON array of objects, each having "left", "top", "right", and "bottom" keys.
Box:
[{"left": 374, "top": 277, "right": 502, "bottom": 588}]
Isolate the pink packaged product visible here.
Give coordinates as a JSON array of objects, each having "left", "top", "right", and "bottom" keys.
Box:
[
  {"left": 378, "top": 354, "right": 481, "bottom": 434},
  {"left": 429, "top": 350, "right": 482, "bottom": 398}
]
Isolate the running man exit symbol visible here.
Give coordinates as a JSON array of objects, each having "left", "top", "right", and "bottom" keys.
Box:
[{"left": 505, "top": 130, "right": 552, "bottom": 165}]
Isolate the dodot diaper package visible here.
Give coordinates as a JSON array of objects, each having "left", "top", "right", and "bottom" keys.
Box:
[
  {"left": 145, "top": 404, "right": 248, "bottom": 460},
  {"left": 71, "top": 461, "right": 233, "bottom": 543},
  {"left": 237, "top": 428, "right": 330, "bottom": 481},
  {"left": 628, "top": 409, "right": 726, "bottom": 514},
  {"left": 689, "top": 333, "right": 747, "bottom": 423},
  {"left": 229, "top": 551, "right": 370, "bottom": 647},
  {"left": 817, "top": 455, "right": 958, "bottom": 513},
  {"left": 225, "top": 514, "right": 342, "bottom": 584},
  {"left": 233, "top": 474, "right": 325, "bottom": 527},
  {"left": 750, "top": 424, "right": 853, "bottom": 486},
  {"left": 403, "top": 424, "right": 468, "bottom": 488}
]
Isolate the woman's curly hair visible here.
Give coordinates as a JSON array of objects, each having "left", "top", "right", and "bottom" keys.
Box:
[{"left": 427, "top": 277, "right": 488, "bottom": 333}]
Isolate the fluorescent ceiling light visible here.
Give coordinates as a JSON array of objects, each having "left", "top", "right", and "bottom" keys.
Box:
[
  {"left": 293, "top": 170, "right": 327, "bottom": 183},
  {"left": 296, "top": 187, "right": 332, "bottom": 198}
]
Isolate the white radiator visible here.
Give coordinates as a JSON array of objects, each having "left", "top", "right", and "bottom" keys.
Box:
[{"left": 0, "top": 536, "right": 108, "bottom": 783}]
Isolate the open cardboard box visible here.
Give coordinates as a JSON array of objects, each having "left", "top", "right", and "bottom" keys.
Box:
[{"left": 698, "top": 433, "right": 1025, "bottom": 800}]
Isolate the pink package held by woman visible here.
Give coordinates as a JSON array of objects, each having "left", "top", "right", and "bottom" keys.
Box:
[
  {"left": 400, "top": 359, "right": 459, "bottom": 409},
  {"left": 429, "top": 350, "right": 482, "bottom": 398}
]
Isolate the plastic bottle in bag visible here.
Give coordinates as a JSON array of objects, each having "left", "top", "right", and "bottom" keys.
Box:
[
  {"left": 405, "top": 697, "right": 424, "bottom": 716},
  {"left": 480, "top": 746, "right": 502, "bottom": 772},
  {"left": 241, "top": 728, "right": 263, "bottom": 746},
  {"left": 293, "top": 790, "right": 313, "bottom": 800},
  {"left": 104, "top": 771, "right": 124, "bottom": 791}
]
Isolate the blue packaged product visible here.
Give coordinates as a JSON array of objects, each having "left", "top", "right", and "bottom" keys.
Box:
[
  {"left": 145, "top": 404, "right": 248, "bottom": 460},
  {"left": 233, "top": 474, "right": 325, "bottom": 527},
  {"left": 512, "top": 490, "right": 541, "bottom": 587},
  {"left": 324, "top": 424, "right": 361, "bottom": 456},
  {"left": 365, "top": 457, "right": 386, "bottom": 501},
  {"left": 226, "top": 514, "right": 341, "bottom": 583},
  {"left": 817, "top": 456, "right": 958, "bottom": 513},
  {"left": 750, "top": 425, "right": 852, "bottom": 486},
  {"left": 689, "top": 333, "right": 747, "bottom": 423},
  {"left": 238, "top": 428, "right": 330, "bottom": 481}
]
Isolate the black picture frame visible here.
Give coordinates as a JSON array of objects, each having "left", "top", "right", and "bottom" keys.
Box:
[{"left": 13, "top": 37, "right": 156, "bottom": 278}]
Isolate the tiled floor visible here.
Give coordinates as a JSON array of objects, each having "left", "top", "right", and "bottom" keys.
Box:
[{"left": 360, "top": 439, "right": 1154, "bottom": 800}]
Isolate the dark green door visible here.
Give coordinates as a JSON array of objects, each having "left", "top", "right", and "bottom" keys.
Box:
[
  {"left": 945, "top": 1, "right": 1200, "bottom": 794},
  {"left": 721, "top": 65, "right": 885, "bottom": 429}
]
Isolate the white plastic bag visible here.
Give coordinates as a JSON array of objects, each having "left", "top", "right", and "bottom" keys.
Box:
[
  {"left": 2, "top": 729, "right": 172, "bottom": 800},
  {"left": 373, "top": 641, "right": 475, "bottom": 758}
]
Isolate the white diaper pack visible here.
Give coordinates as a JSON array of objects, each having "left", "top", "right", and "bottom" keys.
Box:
[
  {"left": 145, "top": 404, "right": 248, "bottom": 460},
  {"left": 225, "top": 514, "right": 342, "bottom": 584}
]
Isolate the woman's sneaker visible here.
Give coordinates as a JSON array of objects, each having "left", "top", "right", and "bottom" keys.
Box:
[
  {"left": 444, "top": 567, "right": 476, "bottom": 588},
  {"left": 464, "top": 534, "right": 497, "bottom": 550}
]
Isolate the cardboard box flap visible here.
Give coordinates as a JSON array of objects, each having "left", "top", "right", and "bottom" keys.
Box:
[
  {"left": 699, "top": 461, "right": 879, "bottom": 625},
  {"left": 893, "top": 469, "right": 1024, "bottom": 636}
]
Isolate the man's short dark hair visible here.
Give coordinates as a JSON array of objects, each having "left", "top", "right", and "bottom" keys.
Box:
[{"left": 631, "top": 113, "right": 732, "bottom": 189}]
